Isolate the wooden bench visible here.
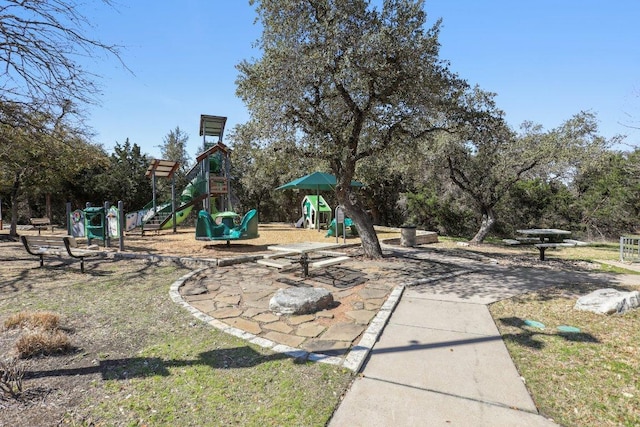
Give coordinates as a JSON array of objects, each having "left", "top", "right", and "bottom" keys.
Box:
[
  {"left": 21, "top": 235, "right": 103, "bottom": 273},
  {"left": 29, "top": 217, "right": 54, "bottom": 235}
]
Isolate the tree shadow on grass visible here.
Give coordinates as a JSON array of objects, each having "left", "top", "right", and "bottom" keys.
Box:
[
  {"left": 24, "top": 346, "right": 290, "bottom": 381},
  {"left": 498, "top": 316, "right": 599, "bottom": 350}
]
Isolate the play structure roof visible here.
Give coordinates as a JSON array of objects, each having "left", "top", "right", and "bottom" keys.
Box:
[
  {"left": 145, "top": 159, "right": 180, "bottom": 178},
  {"left": 199, "top": 115, "right": 227, "bottom": 139},
  {"left": 196, "top": 141, "right": 230, "bottom": 163},
  {"left": 303, "top": 195, "right": 331, "bottom": 212},
  {"left": 276, "top": 171, "right": 364, "bottom": 191}
]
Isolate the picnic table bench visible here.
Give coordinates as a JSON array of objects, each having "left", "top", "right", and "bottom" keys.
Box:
[
  {"left": 29, "top": 217, "right": 54, "bottom": 235},
  {"left": 534, "top": 242, "right": 577, "bottom": 261},
  {"left": 21, "top": 235, "right": 103, "bottom": 273},
  {"left": 259, "top": 243, "right": 351, "bottom": 276},
  {"left": 514, "top": 229, "right": 589, "bottom": 260}
]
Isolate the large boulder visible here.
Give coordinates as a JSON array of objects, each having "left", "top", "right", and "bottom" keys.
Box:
[
  {"left": 269, "top": 287, "right": 334, "bottom": 315},
  {"left": 574, "top": 288, "right": 640, "bottom": 315}
]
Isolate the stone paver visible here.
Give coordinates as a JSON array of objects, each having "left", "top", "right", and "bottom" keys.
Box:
[
  {"left": 226, "top": 317, "right": 262, "bottom": 335},
  {"left": 301, "top": 339, "right": 351, "bottom": 355},
  {"left": 211, "top": 307, "right": 243, "bottom": 319},
  {"left": 345, "top": 309, "right": 376, "bottom": 324},
  {"left": 264, "top": 331, "right": 306, "bottom": 348},
  {"left": 288, "top": 314, "right": 315, "bottom": 325},
  {"left": 263, "top": 321, "right": 294, "bottom": 334},
  {"left": 252, "top": 312, "right": 280, "bottom": 323},
  {"left": 296, "top": 323, "right": 326, "bottom": 338},
  {"left": 189, "top": 299, "right": 217, "bottom": 314},
  {"left": 358, "top": 288, "right": 390, "bottom": 299},
  {"left": 321, "top": 322, "right": 366, "bottom": 342},
  {"left": 214, "top": 293, "right": 241, "bottom": 305}
]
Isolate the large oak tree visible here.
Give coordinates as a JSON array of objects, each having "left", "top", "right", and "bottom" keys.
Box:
[{"left": 237, "top": 0, "right": 467, "bottom": 257}]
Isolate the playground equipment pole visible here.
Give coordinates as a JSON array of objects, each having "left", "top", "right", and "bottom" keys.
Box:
[
  {"left": 85, "top": 202, "right": 92, "bottom": 246},
  {"left": 104, "top": 201, "right": 111, "bottom": 248},
  {"left": 204, "top": 154, "right": 211, "bottom": 213},
  {"left": 171, "top": 174, "right": 177, "bottom": 233},
  {"left": 118, "top": 200, "right": 125, "bottom": 251},
  {"left": 66, "top": 202, "right": 72, "bottom": 235},
  {"left": 151, "top": 171, "right": 157, "bottom": 213},
  {"left": 225, "top": 150, "right": 231, "bottom": 211}
]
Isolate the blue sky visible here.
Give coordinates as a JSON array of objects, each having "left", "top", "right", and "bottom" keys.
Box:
[{"left": 84, "top": 1, "right": 640, "bottom": 160}]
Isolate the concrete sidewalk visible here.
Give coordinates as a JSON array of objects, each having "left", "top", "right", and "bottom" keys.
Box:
[
  {"left": 329, "top": 291, "right": 558, "bottom": 426},
  {"left": 329, "top": 249, "right": 584, "bottom": 426}
]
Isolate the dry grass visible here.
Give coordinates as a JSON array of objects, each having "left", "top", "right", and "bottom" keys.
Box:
[
  {"left": 15, "top": 330, "right": 73, "bottom": 358},
  {"left": 3, "top": 311, "right": 60, "bottom": 331},
  {"left": 3, "top": 311, "right": 72, "bottom": 358}
]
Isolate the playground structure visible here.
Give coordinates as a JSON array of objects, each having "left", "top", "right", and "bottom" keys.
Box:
[
  {"left": 67, "top": 201, "right": 124, "bottom": 249},
  {"left": 126, "top": 115, "right": 234, "bottom": 234},
  {"left": 64, "top": 114, "right": 258, "bottom": 245},
  {"left": 195, "top": 209, "right": 259, "bottom": 245},
  {"left": 299, "top": 195, "right": 331, "bottom": 229}
]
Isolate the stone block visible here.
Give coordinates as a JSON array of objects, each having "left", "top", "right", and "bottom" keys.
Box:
[
  {"left": 575, "top": 288, "right": 640, "bottom": 314},
  {"left": 269, "top": 287, "right": 334, "bottom": 315}
]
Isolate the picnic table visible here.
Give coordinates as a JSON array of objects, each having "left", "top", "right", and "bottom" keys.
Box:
[
  {"left": 516, "top": 228, "right": 571, "bottom": 243},
  {"left": 516, "top": 228, "right": 573, "bottom": 260},
  {"left": 258, "top": 242, "right": 350, "bottom": 276}
]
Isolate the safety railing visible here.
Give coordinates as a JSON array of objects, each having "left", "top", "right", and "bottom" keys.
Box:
[{"left": 620, "top": 236, "right": 640, "bottom": 262}]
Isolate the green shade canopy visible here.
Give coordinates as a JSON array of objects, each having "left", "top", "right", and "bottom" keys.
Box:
[{"left": 275, "top": 171, "right": 363, "bottom": 191}]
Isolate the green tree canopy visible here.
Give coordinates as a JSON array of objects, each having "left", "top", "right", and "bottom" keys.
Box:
[
  {"left": 238, "top": 0, "right": 468, "bottom": 257},
  {"left": 91, "top": 139, "right": 151, "bottom": 210}
]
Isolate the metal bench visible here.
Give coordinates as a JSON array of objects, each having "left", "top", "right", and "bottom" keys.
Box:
[
  {"left": 29, "top": 217, "right": 54, "bottom": 235},
  {"left": 21, "top": 235, "right": 103, "bottom": 273}
]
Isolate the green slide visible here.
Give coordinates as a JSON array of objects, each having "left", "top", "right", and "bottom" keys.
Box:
[{"left": 141, "top": 174, "right": 212, "bottom": 230}]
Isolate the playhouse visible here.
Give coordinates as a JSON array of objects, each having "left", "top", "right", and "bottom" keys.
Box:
[{"left": 301, "top": 195, "right": 331, "bottom": 229}]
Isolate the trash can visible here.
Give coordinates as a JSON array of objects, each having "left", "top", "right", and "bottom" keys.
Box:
[{"left": 400, "top": 225, "right": 417, "bottom": 247}]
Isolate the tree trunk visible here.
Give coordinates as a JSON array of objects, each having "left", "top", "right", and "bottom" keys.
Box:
[
  {"left": 336, "top": 186, "right": 383, "bottom": 259},
  {"left": 9, "top": 171, "right": 22, "bottom": 237},
  {"left": 470, "top": 205, "right": 496, "bottom": 244},
  {"left": 46, "top": 193, "right": 52, "bottom": 220}
]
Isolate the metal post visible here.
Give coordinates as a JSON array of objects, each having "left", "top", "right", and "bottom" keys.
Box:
[
  {"left": 225, "top": 151, "right": 231, "bottom": 210},
  {"left": 104, "top": 201, "right": 110, "bottom": 248},
  {"left": 335, "top": 206, "right": 346, "bottom": 244},
  {"left": 172, "top": 174, "right": 177, "bottom": 233},
  {"left": 204, "top": 155, "right": 210, "bottom": 212},
  {"left": 152, "top": 171, "right": 157, "bottom": 213},
  {"left": 118, "top": 201, "right": 125, "bottom": 252},
  {"left": 85, "top": 202, "right": 92, "bottom": 245},
  {"left": 66, "top": 202, "right": 71, "bottom": 235}
]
